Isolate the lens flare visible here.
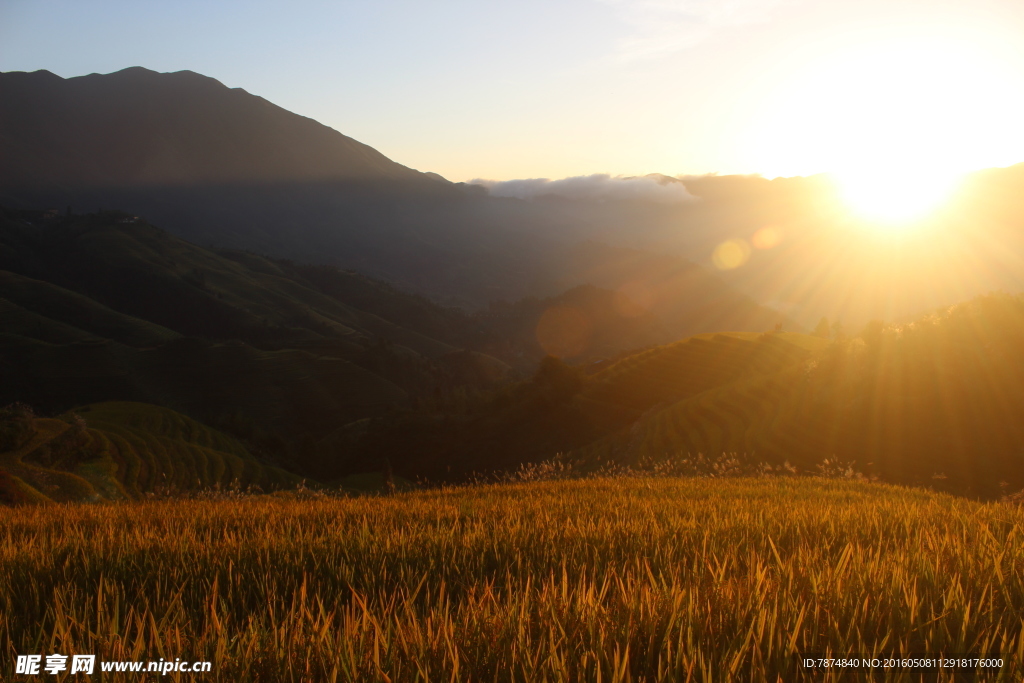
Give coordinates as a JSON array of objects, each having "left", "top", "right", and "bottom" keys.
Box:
[
  {"left": 752, "top": 227, "right": 782, "bottom": 250},
  {"left": 712, "top": 239, "right": 751, "bottom": 270}
]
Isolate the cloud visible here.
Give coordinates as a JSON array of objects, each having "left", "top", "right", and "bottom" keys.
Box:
[
  {"left": 601, "top": 0, "right": 788, "bottom": 61},
  {"left": 471, "top": 174, "right": 695, "bottom": 204}
]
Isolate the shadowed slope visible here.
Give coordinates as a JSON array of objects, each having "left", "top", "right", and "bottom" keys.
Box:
[{"left": 0, "top": 402, "right": 299, "bottom": 504}]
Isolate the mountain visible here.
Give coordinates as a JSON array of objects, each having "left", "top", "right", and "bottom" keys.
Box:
[
  {"left": 3, "top": 67, "right": 1023, "bottom": 330},
  {"left": 0, "top": 67, "right": 795, "bottom": 332},
  {"left": 325, "top": 331, "right": 819, "bottom": 481},
  {"left": 0, "top": 67, "right": 422, "bottom": 187},
  {"left": 0, "top": 67, "right": 543, "bottom": 308}
]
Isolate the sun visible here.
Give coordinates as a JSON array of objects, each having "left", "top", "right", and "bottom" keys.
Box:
[
  {"left": 836, "top": 165, "right": 961, "bottom": 225},
  {"left": 743, "top": 31, "right": 1024, "bottom": 229}
]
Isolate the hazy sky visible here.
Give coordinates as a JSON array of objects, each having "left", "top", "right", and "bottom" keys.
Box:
[{"left": 2, "top": 0, "right": 1024, "bottom": 182}]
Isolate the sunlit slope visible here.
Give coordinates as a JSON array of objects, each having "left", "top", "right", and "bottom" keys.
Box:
[
  {"left": 577, "top": 331, "right": 822, "bottom": 425},
  {"left": 2, "top": 477, "right": 1022, "bottom": 680},
  {"left": 578, "top": 294, "right": 1024, "bottom": 497},
  {"left": 0, "top": 402, "right": 299, "bottom": 504}
]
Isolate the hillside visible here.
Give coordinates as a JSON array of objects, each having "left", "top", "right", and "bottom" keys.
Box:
[
  {"left": 0, "top": 206, "right": 478, "bottom": 355},
  {"left": 0, "top": 401, "right": 299, "bottom": 504},
  {"left": 534, "top": 240, "right": 800, "bottom": 338},
  {"left": 0, "top": 206, "right": 791, "bottom": 438},
  {"left": 576, "top": 331, "right": 824, "bottom": 427},
  {"left": 574, "top": 294, "right": 1024, "bottom": 498}
]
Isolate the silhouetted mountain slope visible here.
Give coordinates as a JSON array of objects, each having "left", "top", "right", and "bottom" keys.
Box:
[
  {"left": 314, "top": 356, "right": 601, "bottom": 480},
  {"left": 0, "top": 334, "right": 410, "bottom": 448},
  {"left": 535, "top": 241, "right": 799, "bottom": 338},
  {"left": 0, "top": 67, "right": 423, "bottom": 187},
  {"left": 480, "top": 284, "right": 671, "bottom": 364},
  {"left": 575, "top": 331, "right": 821, "bottom": 428},
  {"left": 4, "top": 198, "right": 1021, "bottom": 495},
  {"left": 0, "top": 205, "right": 786, "bottom": 365}
]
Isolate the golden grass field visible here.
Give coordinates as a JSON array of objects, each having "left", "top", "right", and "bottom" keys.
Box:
[{"left": 3, "top": 477, "right": 1023, "bottom": 681}]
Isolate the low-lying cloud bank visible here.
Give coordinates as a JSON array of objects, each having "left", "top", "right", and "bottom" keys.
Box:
[{"left": 470, "top": 174, "right": 695, "bottom": 204}]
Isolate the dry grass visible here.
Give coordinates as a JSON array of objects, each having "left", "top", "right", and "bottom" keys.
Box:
[{"left": 2, "top": 477, "right": 1022, "bottom": 681}]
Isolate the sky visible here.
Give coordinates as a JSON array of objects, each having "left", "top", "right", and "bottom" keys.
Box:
[{"left": 2, "top": 0, "right": 1024, "bottom": 183}]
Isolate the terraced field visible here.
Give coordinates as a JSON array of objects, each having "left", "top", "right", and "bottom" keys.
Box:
[{"left": 0, "top": 401, "right": 299, "bottom": 504}]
